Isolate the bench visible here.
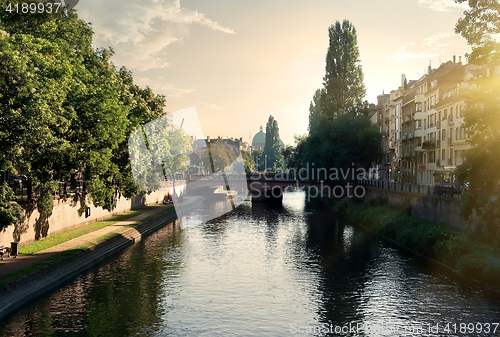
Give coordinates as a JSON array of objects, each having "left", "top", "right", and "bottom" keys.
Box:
[{"left": 0, "top": 245, "right": 11, "bottom": 260}]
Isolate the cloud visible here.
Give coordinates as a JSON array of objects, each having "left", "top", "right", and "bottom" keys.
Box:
[
  {"left": 423, "top": 32, "right": 453, "bottom": 45},
  {"left": 392, "top": 33, "right": 453, "bottom": 62},
  {"left": 197, "top": 101, "right": 223, "bottom": 110},
  {"left": 135, "top": 77, "right": 194, "bottom": 98},
  {"left": 392, "top": 49, "right": 439, "bottom": 62},
  {"left": 79, "top": 0, "right": 236, "bottom": 71},
  {"left": 418, "top": 0, "right": 468, "bottom": 12}
]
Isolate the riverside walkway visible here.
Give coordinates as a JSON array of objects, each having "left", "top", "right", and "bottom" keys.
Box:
[{"left": 0, "top": 205, "right": 174, "bottom": 278}]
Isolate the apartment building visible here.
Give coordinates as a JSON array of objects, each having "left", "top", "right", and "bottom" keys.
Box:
[{"left": 375, "top": 56, "right": 500, "bottom": 187}]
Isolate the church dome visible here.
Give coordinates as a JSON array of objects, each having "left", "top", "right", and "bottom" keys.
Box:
[{"left": 252, "top": 126, "right": 266, "bottom": 145}]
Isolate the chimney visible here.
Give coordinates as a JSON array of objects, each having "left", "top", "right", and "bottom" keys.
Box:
[
  {"left": 401, "top": 74, "right": 406, "bottom": 88},
  {"left": 453, "top": 53, "right": 456, "bottom": 63},
  {"left": 207, "top": 136, "right": 210, "bottom": 143},
  {"left": 459, "top": 56, "right": 462, "bottom": 64},
  {"left": 240, "top": 137, "right": 243, "bottom": 142}
]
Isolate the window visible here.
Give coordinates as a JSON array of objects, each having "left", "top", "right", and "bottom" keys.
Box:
[
  {"left": 444, "top": 109, "right": 447, "bottom": 119},
  {"left": 456, "top": 127, "right": 459, "bottom": 140},
  {"left": 442, "top": 149, "right": 446, "bottom": 160},
  {"left": 450, "top": 149, "right": 453, "bottom": 163},
  {"left": 450, "top": 107, "right": 453, "bottom": 119},
  {"left": 442, "top": 129, "right": 446, "bottom": 140}
]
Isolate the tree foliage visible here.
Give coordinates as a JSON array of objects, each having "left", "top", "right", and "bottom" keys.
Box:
[
  {"left": 202, "top": 141, "right": 238, "bottom": 173},
  {"left": 456, "top": 75, "right": 500, "bottom": 239},
  {"left": 0, "top": 184, "right": 22, "bottom": 231},
  {"left": 241, "top": 150, "right": 255, "bottom": 175},
  {"left": 283, "top": 135, "right": 308, "bottom": 171},
  {"left": 321, "top": 20, "right": 366, "bottom": 117},
  {"left": 304, "top": 112, "right": 382, "bottom": 176},
  {"left": 454, "top": 0, "right": 500, "bottom": 241},
  {"left": 262, "top": 115, "right": 284, "bottom": 170},
  {"left": 0, "top": 2, "right": 177, "bottom": 228},
  {"left": 454, "top": 0, "right": 500, "bottom": 64},
  {"left": 302, "top": 20, "right": 381, "bottom": 177}
]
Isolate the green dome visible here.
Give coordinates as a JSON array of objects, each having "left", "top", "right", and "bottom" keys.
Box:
[{"left": 252, "top": 126, "right": 266, "bottom": 145}]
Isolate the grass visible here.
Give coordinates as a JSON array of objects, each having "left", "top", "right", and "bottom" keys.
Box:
[
  {"left": 18, "top": 204, "right": 164, "bottom": 255},
  {"left": 328, "top": 196, "right": 500, "bottom": 289},
  {"left": 0, "top": 206, "right": 175, "bottom": 291}
]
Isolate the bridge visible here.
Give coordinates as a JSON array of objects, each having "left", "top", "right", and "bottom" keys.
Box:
[{"left": 183, "top": 176, "right": 325, "bottom": 202}]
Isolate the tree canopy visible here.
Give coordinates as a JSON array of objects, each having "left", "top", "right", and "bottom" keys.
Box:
[
  {"left": 262, "top": 115, "right": 284, "bottom": 171},
  {"left": 454, "top": 0, "right": 500, "bottom": 242},
  {"left": 454, "top": 0, "right": 500, "bottom": 64},
  {"left": 302, "top": 20, "right": 381, "bottom": 178},
  {"left": 456, "top": 76, "right": 500, "bottom": 239},
  {"left": 321, "top": 20, "right": 366, "bottom": 117},
  {"left": 0, "top": 1, "right": 183, "bottom": 229},
  {"left": 202, "top": 141, "right": 238, "bottom": 173}
]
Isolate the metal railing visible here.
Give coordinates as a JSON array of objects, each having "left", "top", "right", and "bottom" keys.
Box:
[{"left": 361, "top": 179, "right": 462, "bottom": 198}]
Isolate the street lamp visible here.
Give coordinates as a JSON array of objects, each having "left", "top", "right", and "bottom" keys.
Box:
[{"left": 257, "top": 157, "right": 260, "bottom": 172}]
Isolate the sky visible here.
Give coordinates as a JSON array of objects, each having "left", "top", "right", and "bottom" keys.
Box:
[{"left": 77, "top": 0, "right": 472, "bottom": 145}]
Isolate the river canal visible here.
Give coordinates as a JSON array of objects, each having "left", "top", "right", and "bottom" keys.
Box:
[{"left": 1, "top": 191, "right": 499, "bottom": 336}]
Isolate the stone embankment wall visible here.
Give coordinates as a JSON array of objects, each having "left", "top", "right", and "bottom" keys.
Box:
[
  {"left": 0, "top": 185, "right": 185, "bottom": 247},
  {"left": 0, "top": 211, "right": 179, "bottom": 321},
  {"left": 363, "top": 186, "right": 474, "bottom": 229}
]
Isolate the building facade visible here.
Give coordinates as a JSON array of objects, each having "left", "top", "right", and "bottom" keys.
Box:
[{"left": 374, "top": 56, "right": 500, "bottom": 187}]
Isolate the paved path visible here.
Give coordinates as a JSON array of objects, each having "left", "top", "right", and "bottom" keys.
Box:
[{"left": 0, "top": 205, "right": 173, "bottom": 277}]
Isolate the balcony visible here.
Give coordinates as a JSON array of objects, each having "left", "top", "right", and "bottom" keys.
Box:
[
  {"left": 422, "top": 139, "right": 438, "bottom": 149},
  {"left": 415, "top": 145, "right": 425, "bottom": 152},
  {"left": 436, "top": 120, "right": 441, "bottom": 129},
  {"left": 436, "top": 139, "right": 441, "bottom": 147},
  {"left": 414, "top": 111, "right": 425, "bottom": 120},
  {"left": 436, "top": 159, "right": 441, "bottom": 166},
  {"left": 414, "top": 129, "right": 424, "bottom": 138},
  {"left": 448, "top": 118, "right": 454, "bottom": 126}
]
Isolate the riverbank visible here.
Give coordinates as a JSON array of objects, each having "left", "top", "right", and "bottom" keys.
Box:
[
  {"left": 0, "top": 206, "right": 179, "bottom": 321},
  {"left": 327, "top": 196, "right": 500, "bottom": 292}
]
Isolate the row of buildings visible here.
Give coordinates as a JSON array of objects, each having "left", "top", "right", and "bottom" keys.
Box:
[{"left": 372, "top": 55, "right": 500, "bottom": 186}]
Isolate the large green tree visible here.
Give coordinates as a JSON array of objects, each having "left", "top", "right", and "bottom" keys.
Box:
[
  {"left": 456, "top": 77, "right": 500, "bottom": 240},
  {"left": 321, "top": 20, "right": 366, "bottom": 117},
  {"left": 262, "top": 115, "right": 284, "bottom": 171},
  {"left": 0, "top": 1, "right": 177, "bottom": 228},
  {"left": 454, "top": 0, "right": 500, "bottom": 242},
  {"left": 302, "top": 20, "right": 381, "bottom": 178}
]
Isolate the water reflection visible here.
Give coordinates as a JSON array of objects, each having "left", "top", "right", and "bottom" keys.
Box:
[{"left": 0, "top": 191, "right": 499, "bottom": 337}]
